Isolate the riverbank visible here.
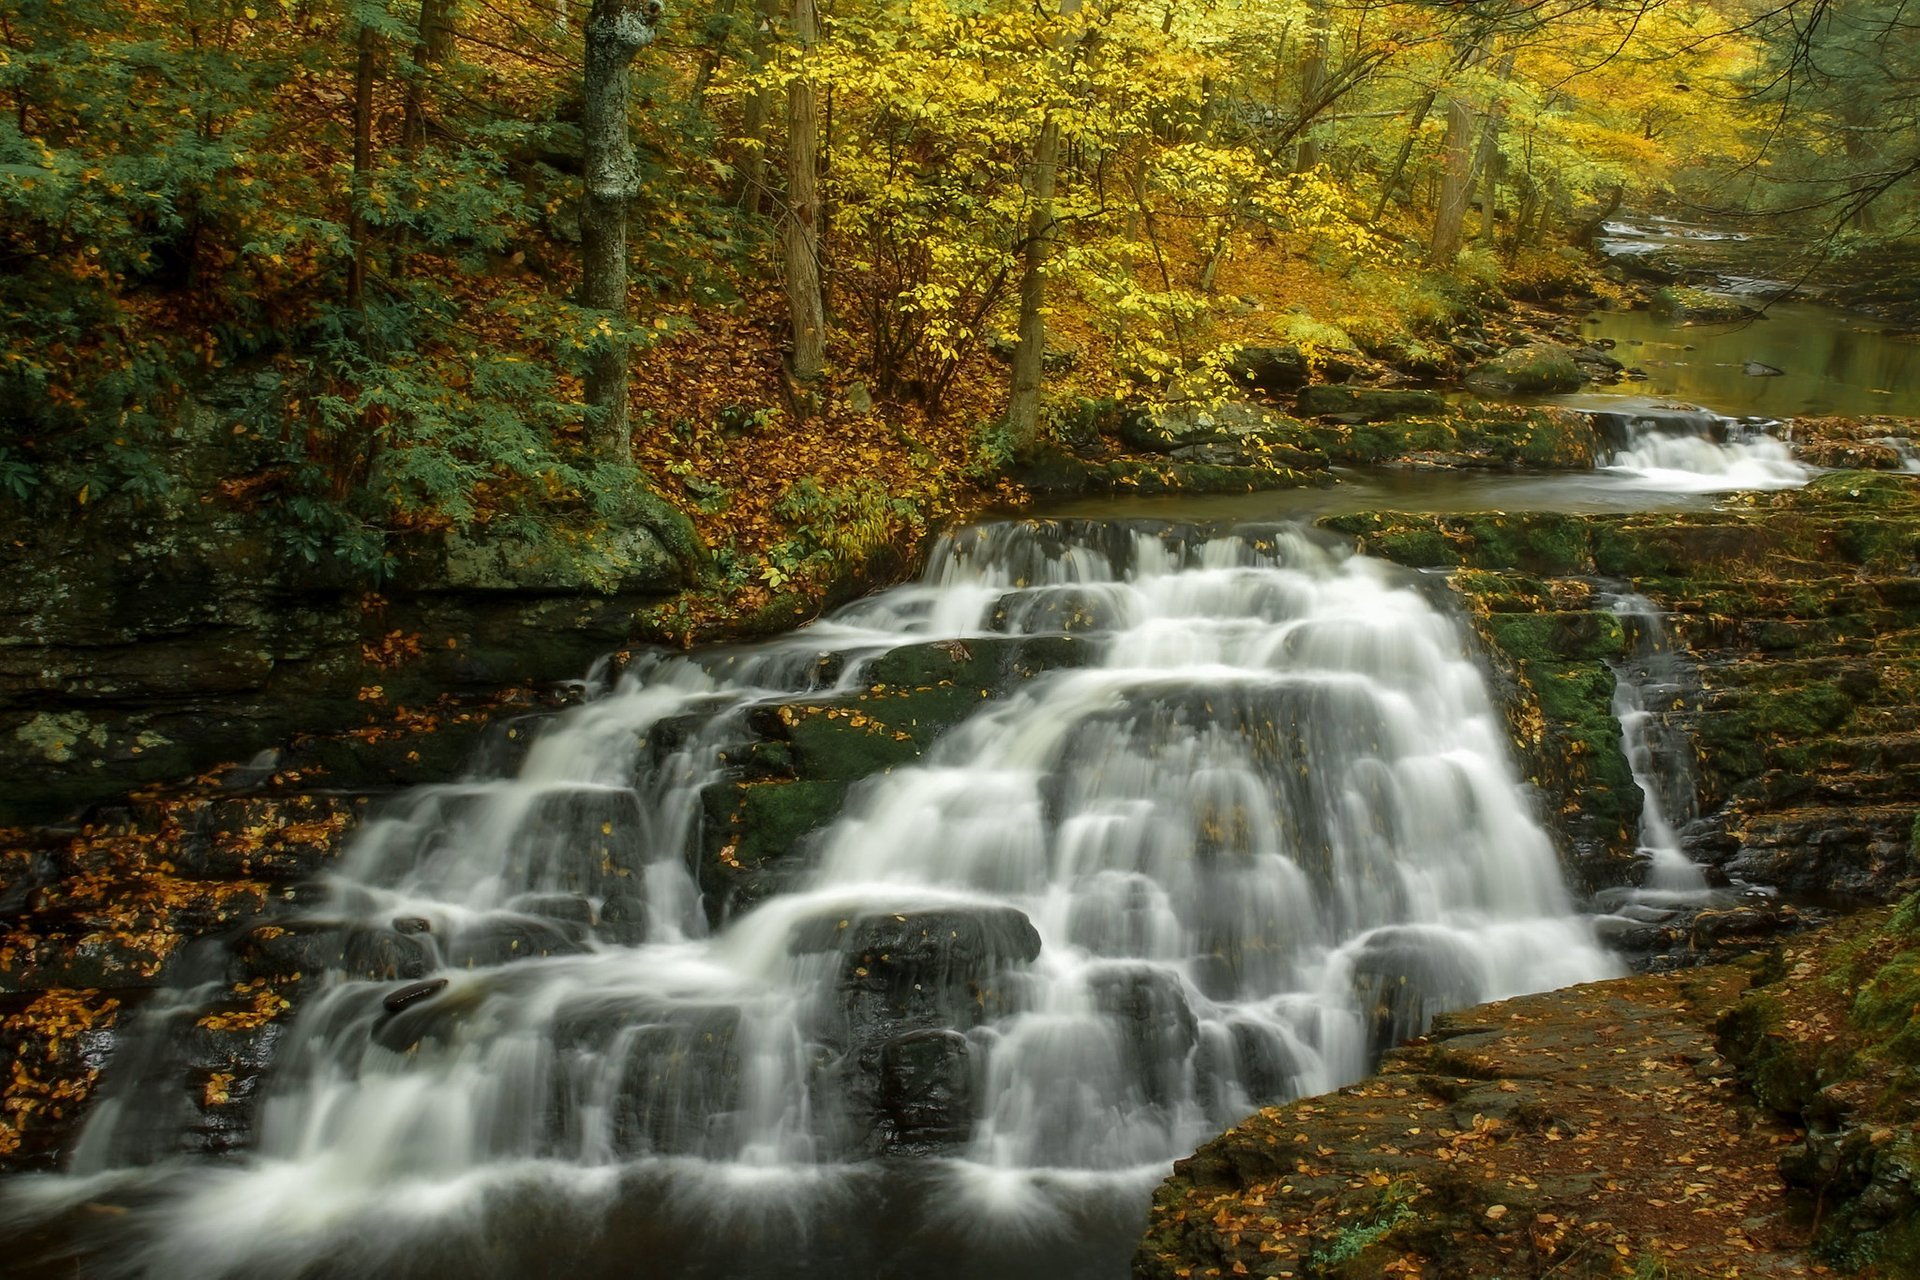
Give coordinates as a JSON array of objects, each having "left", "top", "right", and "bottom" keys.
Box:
[{"left": 1136, "top": 894, "right": 1920, "bottom": 1279}]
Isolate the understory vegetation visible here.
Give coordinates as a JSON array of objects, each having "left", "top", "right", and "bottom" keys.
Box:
[{"left": 2, "top": 0, "right": 1914, "bottom": 611}]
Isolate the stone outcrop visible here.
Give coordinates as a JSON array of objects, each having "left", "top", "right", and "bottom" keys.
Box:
[
  {"left": 1135, "top": 966, "right": 1810, "bottom": 1280},
  {"left": 1323, "top": 473, "right": 1920, "bottom": 939}
]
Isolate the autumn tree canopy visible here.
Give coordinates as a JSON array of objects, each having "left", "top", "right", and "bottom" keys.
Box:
[{"left": 0, "top": 0, "right": 1900, "bottom": 579}]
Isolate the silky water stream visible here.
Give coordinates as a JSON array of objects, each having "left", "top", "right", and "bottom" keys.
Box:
[{"left": 12, "top": 520, "right": 1624, "bottom": 1279}]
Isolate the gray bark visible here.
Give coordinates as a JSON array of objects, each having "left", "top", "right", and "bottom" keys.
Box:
[
  {"left": 1004, "top": 114, "right": 1061, "bottom": 454},
  {"left": 1428, "top": 90, "right": 1477, "bottom": 263},
  {"left": 1294, "top": 2, "right": 1330, "bottom": 172},
  {"left": 581, "top": 0, "right": 662, "bottom": 466},
  {"left": 1004, "top": 0, "right": 1081, "bottom": 454}
]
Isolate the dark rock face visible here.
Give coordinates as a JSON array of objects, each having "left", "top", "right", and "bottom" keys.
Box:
[
  {"left": 0, "top": 393, "right": 687, "bottom": 826},
  {"left": 1224, "top": 344, "right": 1311, "bottom": 394},
  {"left": 1328, "top": 477, "right": 1920, "bottom": 953},
  {"left": 790, "top": 904, "right": 1043, "bottom": 1157}
]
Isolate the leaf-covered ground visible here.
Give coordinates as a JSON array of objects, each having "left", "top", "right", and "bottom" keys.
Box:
[{"left": 1137, "top": 965, "right": 1828, "bottom": 1280}]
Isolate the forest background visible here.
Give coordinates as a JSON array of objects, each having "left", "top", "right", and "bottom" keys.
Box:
[{"left": 2, "top": 0, "right": 1914, "bottom": 624}]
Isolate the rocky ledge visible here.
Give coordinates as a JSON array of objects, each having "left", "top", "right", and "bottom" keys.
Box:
[
  {"left": 1136, "top": 966, "right": 1804, "bottom": 1279},
  {"left": 1137, "top": 894, "right": 1920, "bottom": 1279}
]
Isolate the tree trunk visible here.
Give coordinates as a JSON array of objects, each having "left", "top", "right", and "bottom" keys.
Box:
[
  {"left": 1004, "top": 114, "right": 1061, "bottom": 453},
  {"left": 1369, "top": 89, "right": 1434, "bottom": 225},
  {"left": 402, "top": 0, "right": 452, "bottom": 153},
  {"left": 347, "top": 18, "right": 376, "bottom": 314},
  {"left": 1428, "top": 91, "right": 1476, "bottom": 263},
  {"left": 1003, "top": 0, "right": 1083, "bottom": 453},
  {"left": 1294, "top": 1, "right": 1330, "bottom": 172},
  {"left": 782, "top": 0, "right": 826, "bottom": 385},
  {"left": 581, "top": 0, "right": 662, "bottom": 466}
]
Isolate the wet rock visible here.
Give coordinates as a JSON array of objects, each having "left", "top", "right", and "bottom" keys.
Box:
[
  {"left": 866, "top": 1028, "right": 973, "bottom": 1154},
  {"left": 1346, "top": 926, "right": 1487, "bottom": 1058},
  {"left": 440, "top": 914, "right": 588, "bottom": 968},
  {"left": 791, "top": 905, "right": 1042, "bottom": 1041},
  {"left": 1224, "top": 344, "right": 1311, "bottom": 395},
  {"left": 1088, "top": 965, "right": 1200, "bottom": 1109},
  {"left": 699, "top": 778, "right": 849, "bottom": 919},
  {"left": 174, "top": 793, "right": 368, "bottom": 883},
  {"left": 606, "top": 1004, "right": 744, "bottom": 1156},
  {"left": 382, "top": 977, "right": 449, "bottom": 1014},
  {"left": 233, "top": 921, "right": 430, "bottom": 983}
]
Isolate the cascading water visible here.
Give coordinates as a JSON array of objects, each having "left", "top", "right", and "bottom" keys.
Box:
[
  {"left": 1603, "top": 593, "right": 1708, "bottom": 899},
  {"left": 9, "top": 521, "right": 1618, "bottom": 1280},
  {"left": 1588, "top": 402, "right": 1808, "bottom": 491}
]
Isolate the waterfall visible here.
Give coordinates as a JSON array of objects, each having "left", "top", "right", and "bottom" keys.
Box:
[
  {"left": 8, "top": 520, "right": 1617, "bottom": 1280},
  {"left": 1590, "top": 403, "right": 1808, "bottom": 491},
  {"left": 1604, "top": 593, "right": 1708, "bottom": 898}
]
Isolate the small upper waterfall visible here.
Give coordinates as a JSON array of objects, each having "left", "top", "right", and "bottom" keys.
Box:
[
  {"left": 9, "top": 520, "right": 1618, "bottom": 1280},
  {"left": 1590, "top": 402, "right": 1808, "bottom": 491}
]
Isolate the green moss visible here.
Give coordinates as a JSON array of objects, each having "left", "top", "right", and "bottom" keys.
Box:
[
  {"left": 627, "top": 485, "right": 710, "bottom": 570},
  {"left": 1449, "top": 569, "right": 1551, "bottom": 611},
  {"left": 733, "top": 779, "right": 849, "bottom": 866},
  {"left": 1805, "top": 470, "right": 1916, "bottom": 508},
  {"left": 1520, "top": 660, "right": 1636, "bottom": 835},
  {"left": 1481, "top": 612, "right": 1625, "bottom": 663},
  {"left": 1462, "top": 343, "right": 1584, "bottom": 394},
  {"left": 1456, "top": 514, "right": 1590, "bottom": 575},
  {"left": 1296, "top": 385, "right": 1448, "bottom": 421}
]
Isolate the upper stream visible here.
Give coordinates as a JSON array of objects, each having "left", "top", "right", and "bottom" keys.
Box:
[{"left": 6, "top": 395, "right": 1823, "bottom": 1279}]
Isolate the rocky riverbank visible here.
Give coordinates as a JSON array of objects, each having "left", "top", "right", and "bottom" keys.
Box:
[{"left": 1135, "top": 894, "right": 1920, "bottom": 1279}]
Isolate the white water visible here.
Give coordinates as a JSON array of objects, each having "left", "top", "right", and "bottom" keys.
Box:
[
  {"left": 1605, "top": 593, "right": 1708, "bottom": 898},
  {"left": 17, "top": 521, "right": 1619, "bottom": 1279},
  {"left": 1591, "top": 401, "right": 1810, "bottom": 491}
]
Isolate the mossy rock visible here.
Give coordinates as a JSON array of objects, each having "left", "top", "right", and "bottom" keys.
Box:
[
  {"left": 1462, "top": 343, "right": 1586, "bottom": 395},
  {"left": 1479, "top": 612, "right": 1626, "bottom": 663},
  {"left": 699, "top": 778, "right": 851, "bottom": 917},
  {"left": 1295, "top": 385, "right": 1447, "bottom": 422},
  {"left": 1651, "top": 287, "right": 1760, "bottom": 325}
]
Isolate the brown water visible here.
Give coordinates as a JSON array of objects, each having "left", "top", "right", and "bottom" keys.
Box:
[{"left": 1572, "top": 300, "right": 1920, "bottom": 420}]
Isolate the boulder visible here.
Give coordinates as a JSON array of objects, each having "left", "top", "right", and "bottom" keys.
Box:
[
  {"left": 1463, "top": 343, "right": 1588, "bottom": 395},
  {"left": 1294, "top": 385, "right": 1447, "bottom": 422}
]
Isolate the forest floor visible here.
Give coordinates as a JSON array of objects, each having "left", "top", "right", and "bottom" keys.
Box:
[{"left": 1137, "top": 965, "right": 1822, "bottom": 1280}]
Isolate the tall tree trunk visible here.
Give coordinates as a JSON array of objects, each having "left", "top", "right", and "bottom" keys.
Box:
[
  {"left": 1294, "top": 1, "right": 1330, "bottom": 172},
  {"left": 402, "top": 0, "right": 452, "bottom": 152},
  {"left": 348, "top": 18, "right": 376, "bottom": 314},
  {"left": 1004, "top": 0, "right": 1082, "bottom": 453},
  {"left": 1004, "top": 114, "right": 1061, "bottom": 453},
  {"left": 581, "top": 0, "right": 662, "bottom": 466},
  {"left": 782, "top": 0, "right": 826, "bottom": 385},
  {"left": 1370, "top": 89, "right": 1435, "bottom": 225},
  {"left": 1428, "top": 93, "right": 1477, "bottom": 262}
]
